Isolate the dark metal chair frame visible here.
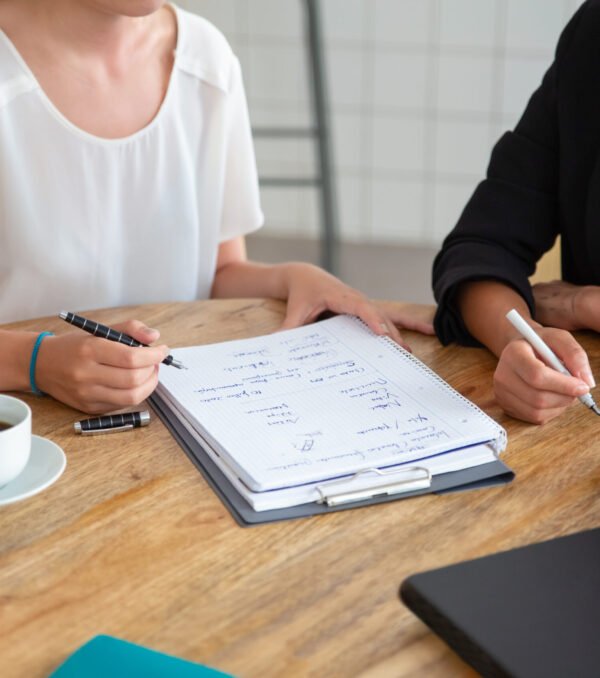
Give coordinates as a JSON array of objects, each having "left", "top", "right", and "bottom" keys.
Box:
[{"left": 252, "top": 0, "right": 339, "bottom": 273}]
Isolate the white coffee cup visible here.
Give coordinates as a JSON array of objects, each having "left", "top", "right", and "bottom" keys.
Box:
[{"left": 0, "top": 395, "right": 32, "bottom": 488}]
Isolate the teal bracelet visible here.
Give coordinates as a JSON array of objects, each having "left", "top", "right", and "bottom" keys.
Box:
[{"left": 29, "top": 331, "right": 54, "bottom": 396}]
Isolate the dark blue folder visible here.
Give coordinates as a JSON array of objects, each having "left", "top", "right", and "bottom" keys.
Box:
[{"left": 150, "top": 393, "right": 514, "bottom": 526}]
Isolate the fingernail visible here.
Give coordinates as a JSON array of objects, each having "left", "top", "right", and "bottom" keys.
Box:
[
  {"left": 576, "top": 381, "right": 590, "bottom": 395},
  {"left": 580, "top": 369, "right": 596, "bottom": 388},
  {"left": 379, "top": 323, "right": 389, "bottom": 334}
]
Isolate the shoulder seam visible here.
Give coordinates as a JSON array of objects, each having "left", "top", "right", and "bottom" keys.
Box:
[
  {"left": 171, "top": 5, "right": 235, "bottom": 93},
  {"left": 0, "top": 74, "right": 37, "bottom": 109},
  {"left": 174, "top": 53, "right": 231, "bottom": 93}
]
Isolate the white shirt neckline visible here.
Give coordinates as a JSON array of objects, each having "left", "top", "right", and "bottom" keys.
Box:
[
  {"left": 0, "top": 6, "right": 264, "bottom": 323},
  {"left": 0, "top": 3, "right": 182, "bottom": 146}
]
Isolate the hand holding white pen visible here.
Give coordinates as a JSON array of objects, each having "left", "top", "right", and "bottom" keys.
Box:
[{"left": 506, "top": 309, "right": 600, "bottom": 416}]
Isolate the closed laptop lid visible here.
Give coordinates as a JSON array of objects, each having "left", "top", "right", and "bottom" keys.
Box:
[{"left": 400, "top": 528, "right": 600, "bottom": 678}]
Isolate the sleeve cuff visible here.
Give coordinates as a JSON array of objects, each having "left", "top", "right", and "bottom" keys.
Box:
[{"left": 433, "top": 259, "right": 536, "bottom": 347}]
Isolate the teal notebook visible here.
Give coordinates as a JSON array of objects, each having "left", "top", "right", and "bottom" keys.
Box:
[{"left": 49, "top": 635, "right": 233, "bottom": 678}]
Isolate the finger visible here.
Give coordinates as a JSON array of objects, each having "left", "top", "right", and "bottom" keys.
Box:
[
  {"left": 280, "top": 302, "right": 319, "bottom": 331},
  {"left": 494, "top": 342, "right": 586, "bottom": 423},
  {"left": 111, "top": 319, "right": 161, "bottom": 344},
  {"left": 383, "top": 322, "right": 406, "bottom": 348},
  {"left": 92, "top": 338, "right": 169, "bottom": 369},
  {"left": 495, "top": 383, "right": 573, "bottom": 425},
  {"left": 404, "top": 319, "right": 435, "bottom": 335},
  {"left": 345, "top": 298, "right": 412, "bottom": 350},
  {"left": 75, "top": 363, "right": 158, "bottom": 390},
  {"left": 375, "top": 302, "right": 436, "bottom": 335},
  {"left": 317, "top": 291, "right": 385, "bottom": 330},
  {"left": 506, "top": 340, "right": 590, "bottom": 398},
  {"left": 495, "top": 366, "right": 578, "bottom": 411},
  {"left": 378, "top": 316, "right": 409, "bottom": 350},
  {"left": 541, "top": 329, "right": 596, "bottom": 388},
  {"left": 63, "top": 370, "right": 160, "bottom": 414},
  {"left": 351, "top": 299, "right": 391, "bottom": 334}
]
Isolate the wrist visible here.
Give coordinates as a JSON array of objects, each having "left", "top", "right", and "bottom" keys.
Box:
[
  {"left": 532, "top": 280, "right": 585, "bottom": 330},
  {"left": 572, "top": 285, "right": 596, "bottom": 329},
  {"left": 457, "top": 280, "right": 534, "bottom": 357},
  {"left": 211, "top": 260, "right": 289, "bottom": 300},
  {"left": 29, "top": 332, "right": 55, "bottom": 395},
  {"left": 0, "top": 331, "right": 40, "bottom": 391},
  {"left": 277, "top": 261, "right": 321, "bottom": 299},
  {"left": 273, "top": 262, "right": 295, "bottom": 299}
]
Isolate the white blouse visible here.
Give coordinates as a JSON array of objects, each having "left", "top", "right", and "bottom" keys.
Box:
[{"left": 0, "top": 5, "right": 264, "bottom": 322}]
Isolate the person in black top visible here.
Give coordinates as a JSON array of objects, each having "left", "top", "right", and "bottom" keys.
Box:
[{"left": 432, "top": 0, "right": 600, "bottom": 424}]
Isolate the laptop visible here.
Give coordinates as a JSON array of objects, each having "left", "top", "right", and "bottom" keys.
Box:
[{"left": 400, "top": 528, "right": 600, "bottom": 678}]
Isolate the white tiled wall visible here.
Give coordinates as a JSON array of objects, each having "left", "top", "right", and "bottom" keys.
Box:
[{"left": 180, "top": 0, "right": 583, "bottom": 246}]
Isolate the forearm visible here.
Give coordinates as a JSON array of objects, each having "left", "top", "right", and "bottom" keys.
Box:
[
  {"left": 0, "top": 330, "right": 39, "bottom": 391},
  {"left": 534, "top": 282, "right": 600, "bottom": 331},
  {"left": 211, "top": 260, "right": 310, "bottom": 300},
  {"left": 457, "top": 281, "right": 537, "bottom": 357}
]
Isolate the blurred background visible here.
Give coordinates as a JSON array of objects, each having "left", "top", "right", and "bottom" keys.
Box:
[{"left": 179, "top": 0, "right": 582, "bottom": 303}]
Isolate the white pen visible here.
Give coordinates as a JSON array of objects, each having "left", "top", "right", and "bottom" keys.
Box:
[{"left": 506, "top": 308, "right": 600, "bottom": 416}]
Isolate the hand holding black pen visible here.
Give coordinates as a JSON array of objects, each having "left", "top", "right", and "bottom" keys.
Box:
[{"left": 59, "top": 311, "right": 186, "bottom": 369}]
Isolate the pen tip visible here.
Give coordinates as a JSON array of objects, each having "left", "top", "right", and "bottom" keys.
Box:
[
  {"left": 59, "top": 310, "right": 68, "bottom": 320},
  {"left": 592, "top": 405, "right": 600, "bottom": 416}
]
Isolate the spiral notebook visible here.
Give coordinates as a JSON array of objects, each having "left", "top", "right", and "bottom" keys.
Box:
[{"left": 152, "top": 315, "right": 512, "bottom": 524}]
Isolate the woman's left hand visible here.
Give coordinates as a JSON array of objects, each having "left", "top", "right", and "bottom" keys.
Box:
[
  {"left": 533, "top": 280, "right": 600, "bottom": 332},
  {"left": 279, "top": 263, "right": 434, "bottom": 349},
  {"left": 371, "top": 300, "right": 436, "bottom": 336}
]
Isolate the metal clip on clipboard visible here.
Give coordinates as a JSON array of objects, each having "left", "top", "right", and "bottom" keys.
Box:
[{"left": 316, "top": 466, "right": 432, "bottom": 507}]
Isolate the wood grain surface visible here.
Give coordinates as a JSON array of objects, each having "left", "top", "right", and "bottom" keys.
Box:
[{"left": 1, "top": 299, "right": 599, "bottom": 678}]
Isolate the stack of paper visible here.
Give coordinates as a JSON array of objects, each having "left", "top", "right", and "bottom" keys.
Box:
[{"left": 156, "top": 316, "right": 507, "bottom": 513}]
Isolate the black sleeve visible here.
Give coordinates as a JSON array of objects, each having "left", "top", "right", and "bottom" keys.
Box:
[{"left": 431, "top": 2, "right": 588, "bottom": 347}]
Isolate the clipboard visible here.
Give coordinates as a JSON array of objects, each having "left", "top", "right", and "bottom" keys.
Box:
[{"left": 150, "top": 393, "right": 514, "bottom": 527}]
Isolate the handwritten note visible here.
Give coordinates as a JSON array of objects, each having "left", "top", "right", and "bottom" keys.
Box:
[{"left": 157, "top": 316, "right": 501, "bottom": 492}]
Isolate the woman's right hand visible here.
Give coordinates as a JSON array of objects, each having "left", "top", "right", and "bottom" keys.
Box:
[
  {"left": 493, "top": 326, "right": 594, "bottom": 424},
  {"left": 35, "top": 320, "right": 169, "bottom": 413}
]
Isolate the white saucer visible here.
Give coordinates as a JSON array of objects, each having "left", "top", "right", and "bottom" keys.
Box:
[{"left": 0, "top": 435, "right": 66, "bottom": 506}]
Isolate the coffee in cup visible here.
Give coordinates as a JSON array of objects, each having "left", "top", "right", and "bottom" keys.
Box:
[{"left": 0, "top": 395, "right": 32, "bottom": 487}]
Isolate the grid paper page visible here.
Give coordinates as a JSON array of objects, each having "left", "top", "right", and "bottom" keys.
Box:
[{"left": 157, "top": 315, "right": 503, "bottom": 492}]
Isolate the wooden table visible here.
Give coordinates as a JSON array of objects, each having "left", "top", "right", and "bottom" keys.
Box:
[{"left": 1, "top": 299, "right": 599, "bottom": 678}]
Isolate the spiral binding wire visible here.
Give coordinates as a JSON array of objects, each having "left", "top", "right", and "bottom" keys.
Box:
[{"left": 350, "top": 316, "right": 507, "bottom": 454}]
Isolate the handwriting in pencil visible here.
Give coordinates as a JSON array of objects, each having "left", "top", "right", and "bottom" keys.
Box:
[
  {"left": 195, "top": 382, "right": 243, "bottom": 394},
  {"left": 223, "top": 360, "right": 273, "bottom": 373},
  {"left": 231, "top": 348, "right": 271, "bottom": 359},
  {"left": 170, "top": 319, "right": 480, "bottom": 481},
  {"left": 294, "top": 430, "right": 323, "bottom": 452}
]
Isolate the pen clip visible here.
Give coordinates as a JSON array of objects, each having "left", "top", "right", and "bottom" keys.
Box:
[
  {"left": 316, "top": 466, "right": 432, "bottom": 507},
  {"left": 80, "top": 424, "right": 135, "bottom": 436}
]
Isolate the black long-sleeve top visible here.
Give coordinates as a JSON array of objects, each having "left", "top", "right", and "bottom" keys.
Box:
[{"left": 432, "top": 0, "right": 600, "bottom": 346}]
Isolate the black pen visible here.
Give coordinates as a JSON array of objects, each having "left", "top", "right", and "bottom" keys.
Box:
[
  {"left": 74, "top": 410, "right": 151, "bottom": 435},
  {"left": 59, "top": 310, "right": 185, "bottom": 369}
]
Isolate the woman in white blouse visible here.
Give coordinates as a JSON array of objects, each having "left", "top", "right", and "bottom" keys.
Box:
[{"left": 0, "top": 0, "right": 432, "bottom": 413}]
